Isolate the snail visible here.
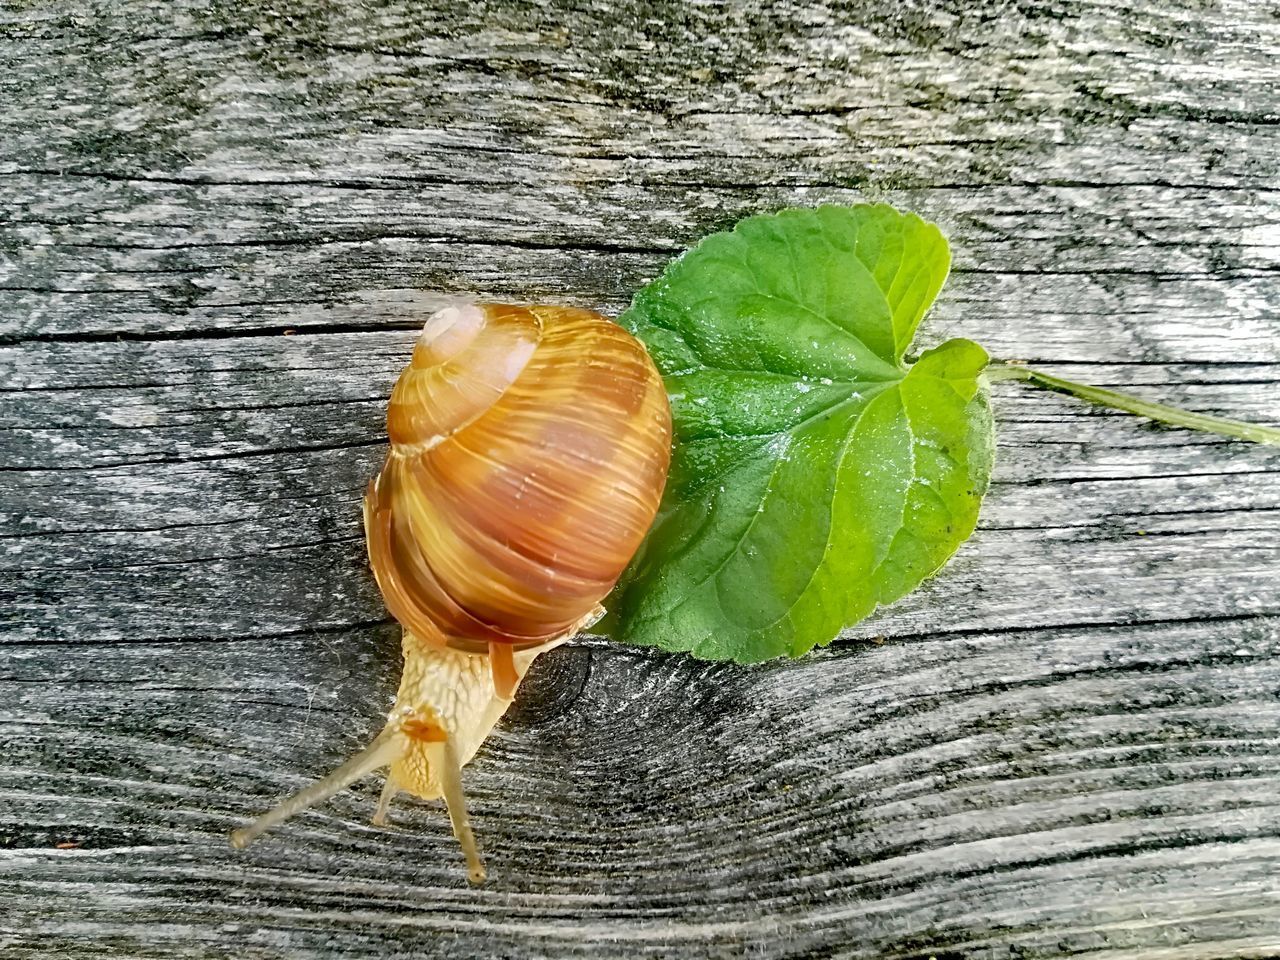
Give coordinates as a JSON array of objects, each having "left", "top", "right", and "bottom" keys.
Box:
[{"left": 230, "top": 303, "right": 673, "bottom": 882}]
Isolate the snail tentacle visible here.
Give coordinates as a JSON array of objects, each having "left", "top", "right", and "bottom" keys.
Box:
[
  {"left": 372, "top": 775, "right": 399, "bottom": 827},
  {"left": 229, "top": 727, "right": 404, "bottom": 851}
]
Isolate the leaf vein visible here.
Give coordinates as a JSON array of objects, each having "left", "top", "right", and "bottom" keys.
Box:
[{"left": 672, "top": 391, "right": 880, "bottom": 649}]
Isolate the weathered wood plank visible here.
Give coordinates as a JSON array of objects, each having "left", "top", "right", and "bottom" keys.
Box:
[
  {"left": 2, "top": 0, "right": 1280, "bottom": 957},
  {"left": 4, "top": 619, "right": 1280, "bottom": 958},
  {"left": 5, "top": 186, "right": 1280, "bottom": 346}
]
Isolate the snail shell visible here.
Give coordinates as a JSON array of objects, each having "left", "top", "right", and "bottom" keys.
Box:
[
  {"left": 232, "top": 304, "right": 673, "bottom": 882},
  {"left": 366, "top": 302, "right": 672, "bottom": 669}
]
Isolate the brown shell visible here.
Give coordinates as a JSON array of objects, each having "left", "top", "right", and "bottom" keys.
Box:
[{"left": 364, "top": 303, "right": 672, "bottom": 658}]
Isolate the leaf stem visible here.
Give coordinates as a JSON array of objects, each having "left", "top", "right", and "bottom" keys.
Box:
[{"left": 985, "top": 362, "right": 1280, "bottom": 446}]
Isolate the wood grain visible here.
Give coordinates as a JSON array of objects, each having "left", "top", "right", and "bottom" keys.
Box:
[{"left": 2, "top": 0, "right": 1279, "bottom": 957}]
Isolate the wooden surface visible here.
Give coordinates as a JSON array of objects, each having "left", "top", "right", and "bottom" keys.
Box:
[{"left": 2, "top": 1, "right": 1279, "bottom": 957}]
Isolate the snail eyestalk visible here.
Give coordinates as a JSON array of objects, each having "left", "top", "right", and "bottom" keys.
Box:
[
  {"left": 427, "top": 733, "right": 485, "bottom": 883},
  {"left": 229, "top": 727, "right": 404, "bottom": 850}
]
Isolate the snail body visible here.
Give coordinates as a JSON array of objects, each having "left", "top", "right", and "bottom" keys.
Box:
[{"left": 231, "top": 304, "right": 673, "bottom": 882}]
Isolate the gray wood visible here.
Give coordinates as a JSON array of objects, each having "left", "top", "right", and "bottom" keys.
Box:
[{"left": 2, "top": 0, "right": 1279, "bottom": 957}]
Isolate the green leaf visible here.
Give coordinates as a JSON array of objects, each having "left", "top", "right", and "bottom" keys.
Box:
[{"left": 608, "top": 204, "right": 995, "bottom": 662}]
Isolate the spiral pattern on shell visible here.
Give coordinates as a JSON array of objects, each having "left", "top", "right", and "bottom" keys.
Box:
[{"left": 364, "top": 303, "right": 672, "bottom": 656}]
